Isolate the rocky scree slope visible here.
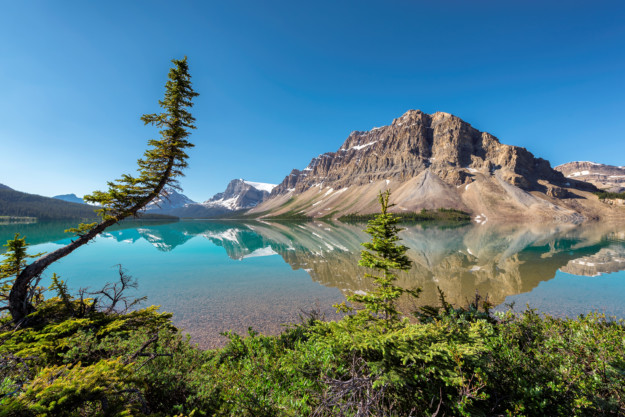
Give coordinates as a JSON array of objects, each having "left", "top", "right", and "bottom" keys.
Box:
[{"left": 250, "top": 110, "right": 620, "bottom": 222}]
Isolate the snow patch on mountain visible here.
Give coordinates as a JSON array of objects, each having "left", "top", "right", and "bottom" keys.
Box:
[{"left": 243, "top": 181, "right": 277, "bottom": 193}]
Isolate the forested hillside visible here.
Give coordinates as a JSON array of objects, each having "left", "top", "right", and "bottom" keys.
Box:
[{"left": 0, "top": 185, "right": 98, "bottom": 220}]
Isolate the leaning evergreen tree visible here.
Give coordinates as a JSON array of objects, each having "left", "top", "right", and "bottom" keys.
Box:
[
  {"left": 0, "top": 233, "right": 44, "bottom": 312},
  {"left": 8, "top": 57, "right": 198, "bottom": 323},
  {"left": 345, "top": 190, "right": 420, "bottom": 324}
]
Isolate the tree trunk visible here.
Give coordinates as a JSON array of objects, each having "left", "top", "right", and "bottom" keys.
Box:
[
  {"left": 8, "top": 219, "right": 116, "bottom": 322},
  {"left": 8, "top": 162, "right": 174, "bottom": 323}
]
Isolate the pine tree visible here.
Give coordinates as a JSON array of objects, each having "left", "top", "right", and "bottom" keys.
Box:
[
  {"left": 346, "top": 190, "right": 420, "bottom": 323},
  {"left": 8, "top": 57, "right": 198, "bottom": 323}
]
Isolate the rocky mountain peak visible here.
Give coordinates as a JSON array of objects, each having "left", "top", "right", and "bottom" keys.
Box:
[
  {"left": 253, "top": 110, "right": 618, "bottom": 222},
  {"left": 203, "top": 179, "right": 275, "bottom": 210},
  {"left": 52, "top": 193, "right": 85, "bottom": 205},
  {"left": 146, "top": 188, "right": 195, "bottom": 211},
  {"left": 271, "top": 110, "right": 568, "bottom": 196}
]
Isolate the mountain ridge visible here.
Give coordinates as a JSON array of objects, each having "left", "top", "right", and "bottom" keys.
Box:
[
  {"left": 52, "top": 193, "right": 86, "bottom": 205},
  {"left": 555, "top": 161, "right": 625, "bottom": 193},
  {"left": 146, "top": 179, "right": 276, "bottom": 218},
  {"left": 249, "top": 110, "right": 622, "bottom": 222}
]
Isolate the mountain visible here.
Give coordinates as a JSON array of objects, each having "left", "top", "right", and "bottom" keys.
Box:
[
  {"left": 554, "top": 161, "right": 625, "bottom": 193},
  {"left": 200, "top": 179, "right": 275, "bottom": 212},
  {"left": 0, "top": 185, "right": 99, "bottom": 220},
  {"left": 52, "top": 193, "right": 85, "bottom": 204},
  {"left": 144, "top": 188, "right": 196, "bottom": 214},
  {"left": 250, "top": 110, "right": 623, "bottom": 222},
  {"left": 146, "top": 179, "right": 277, "bottom": 218}
]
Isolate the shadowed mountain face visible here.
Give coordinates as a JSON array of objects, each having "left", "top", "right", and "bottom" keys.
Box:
[
  {"left": 11, "top": 220, "right": 622, "bottom": 310},
  {"left": 249, "top": 110, "right": 625, "bottom": 222}
]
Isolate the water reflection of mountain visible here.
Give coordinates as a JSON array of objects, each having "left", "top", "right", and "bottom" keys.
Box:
[
  {"left": 0, "top": 220, "right": 178, "bottom": 251},
  {"left": 200, "top": 221, "right": 625, "bottom": 308},
  {"left": 4, "top": 219, "right": 624, "bottom": 309},
  {"left": 97, "top": 221, "right": 272, "bottom": 254}
]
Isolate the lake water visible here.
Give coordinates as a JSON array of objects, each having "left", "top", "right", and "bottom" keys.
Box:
[{"left": 1, "top": 219, "right": 624, "bottom": 348}]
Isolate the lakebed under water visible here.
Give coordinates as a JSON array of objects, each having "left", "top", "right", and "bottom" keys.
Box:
[{"left": 2, "top": 219, "right": 624, "bottom": 349}]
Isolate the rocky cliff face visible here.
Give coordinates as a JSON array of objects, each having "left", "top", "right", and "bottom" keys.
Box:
[
  {"left": 555, "top": 161, "right": 625, "bottom": 193},
  {"left": 251, "top": 110, "right": 621, "bottom": 222},
  {"left": 272, "top": 110, "right": 567, "bottom": 194}
]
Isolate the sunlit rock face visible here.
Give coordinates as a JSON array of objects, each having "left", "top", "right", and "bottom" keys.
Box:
[{"left": 250, "top": 110, "right": 625, "bottom": 222}]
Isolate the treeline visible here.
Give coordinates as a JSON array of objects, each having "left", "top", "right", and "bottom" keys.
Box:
[
  {"left": 339, "top": 207, "right": 471, "bottom": 223},
  {"left": 595, "top": 191, "right": 625, "bottom": 200},
  {"left": 0, "top": 188, "right": 177, "bottom": 222}
]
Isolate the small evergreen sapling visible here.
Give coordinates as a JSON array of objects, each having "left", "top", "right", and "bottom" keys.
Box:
[{"left": 338, "top": 190, "right": 421, "bottom": 324}]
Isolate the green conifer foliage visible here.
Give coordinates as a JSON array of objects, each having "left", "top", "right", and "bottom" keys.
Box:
[
  {"left": 0, "top": 234, "right": 43, "bottom": 311},
  {"left": 8, "top": 58, "right": 198, "bottom": 323},
  {"left": 345, "top": 190, "right": 421, "bottom": 323}
]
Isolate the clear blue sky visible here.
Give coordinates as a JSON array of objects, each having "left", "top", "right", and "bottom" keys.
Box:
[{"left": 1, "top": 0, "right": 624, "bottom": 202}]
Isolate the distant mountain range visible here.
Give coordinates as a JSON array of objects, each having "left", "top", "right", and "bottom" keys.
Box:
[
  {"left": 145, "top": 179, "right": 276, "bottom": 218},
  {"left": 0, "top": 185, "right": 177, "bottom": 221},
  {"left": 52, "top": 193, "right": 86, "bottom": 204},
  {"left": 555, "top": 161, "right": 625, "bottom": 193},
  {"left": 249, "top": 110, "right": 623, "bottom": 222},
  {"left": 3, "top": 110, "right": 624, "bottom": 223}
]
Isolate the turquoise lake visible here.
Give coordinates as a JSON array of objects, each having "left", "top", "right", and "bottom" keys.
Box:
[{"left": 1, "top": 219, "right": 624, "bottom": 348}]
